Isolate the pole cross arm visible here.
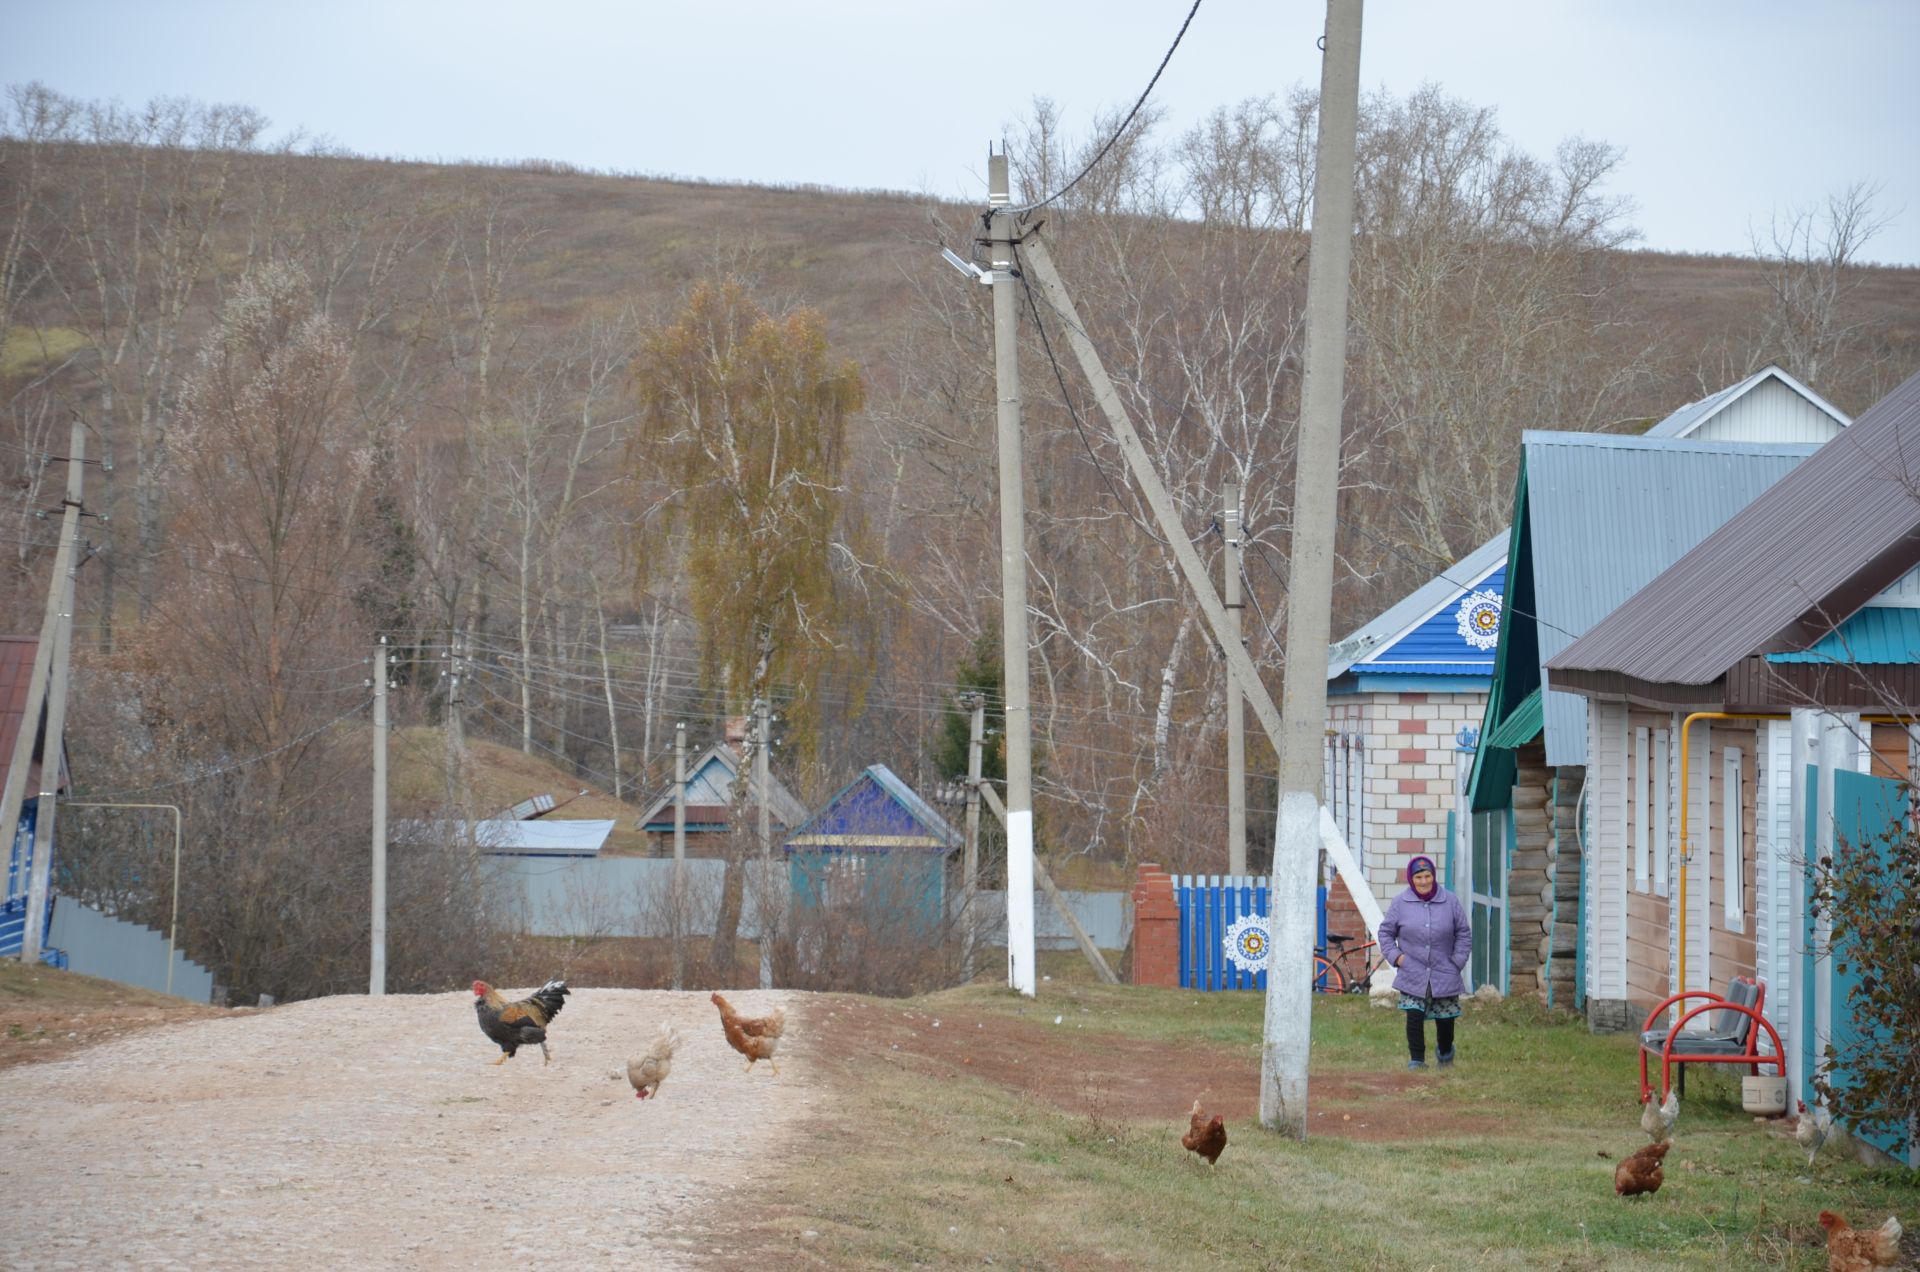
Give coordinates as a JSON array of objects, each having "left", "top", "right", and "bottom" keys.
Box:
[
  {"left": 976, "top": 781, "right": 1121, "bottom": 984},
  {"left": 1016, "top": 230, "right": 1376, "bottom": 938}
]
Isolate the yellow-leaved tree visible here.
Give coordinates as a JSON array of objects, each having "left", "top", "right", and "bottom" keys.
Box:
[{"left": 633, "top": 277, "right": 870, "bottom": 974}]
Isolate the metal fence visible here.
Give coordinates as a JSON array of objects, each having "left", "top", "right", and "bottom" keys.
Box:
[{"left": 46, "top": 895, "right": 215, "bottom": 1003}]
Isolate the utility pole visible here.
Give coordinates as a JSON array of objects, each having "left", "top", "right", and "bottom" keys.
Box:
[
  {"left": 1261, "top": 0, "right": 1365, "bottom": 1138},
  {"left": 1223, "top": 483, "right": 1247, "bottom": 876},
  {"left": 672, "top": 720, "right": 687, "bottom": 991},
  {"left": 985, "top": 146, "right": 1037, "bottom": 997},
  {"left": 443, "top": 630, "right": 469, "bottom": 820},
  {"left": 12, "top": 415, "right": 86, "bottom": 965},
  {"left": 960, "top": 691, "right": 986, "bottom": 982},
  {"left": 370, "top": 637, "right": 389, "bottom": 996},
  {"left": 755, "top": 696, "right": 775, "bottom": 990}
]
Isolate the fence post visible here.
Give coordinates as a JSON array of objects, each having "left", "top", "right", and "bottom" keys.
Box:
[{"left": 1129, "top": 864, "right": 1179, "bottom": 987}]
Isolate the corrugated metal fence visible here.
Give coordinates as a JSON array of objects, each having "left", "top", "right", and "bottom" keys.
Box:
[{"left": 46, "top": 896, "right": 215, "bottom": 1003}]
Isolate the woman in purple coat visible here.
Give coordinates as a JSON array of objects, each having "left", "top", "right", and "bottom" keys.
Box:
[{"left": 1376, "top": 855, "right": 1471, "bottom": 1070}]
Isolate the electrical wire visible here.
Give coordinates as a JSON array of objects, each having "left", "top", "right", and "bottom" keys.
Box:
[{"left": 1009, "top": 0, "right": 1206, "bottom": 216}]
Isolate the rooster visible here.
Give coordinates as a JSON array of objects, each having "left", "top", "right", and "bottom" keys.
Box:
[
  {"left": 626, "top": 1025, "right": 681, "bottom": 1099},
  {"left": 1181, "top": 1099, "right": 1227, "bottom": 1166},
  {"left": 1640, "top": 1088, "right": 1680, "bottom": 1142},
  {"left": 472, "top": 978, "right": 569, "bottom": 1066},
  {"left": 1613, "top": 1140, "right": 1669, "bottom": 1197},
  {"left": 1818, "top": 1211, "right": 1902, "bottom": 1272},
  {"left": 1798, "top": 1099, "right": 1839, "bottom": 1166},
  {"left": 710, "top": 991, "right": 784, "bottom": 1074}
]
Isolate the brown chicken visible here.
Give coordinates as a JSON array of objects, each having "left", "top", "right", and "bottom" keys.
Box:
[
  {"left": 1818, "top": 1211, "right": 1902, "bottom": 1272},
  {"left": 472, "top": 978, "right": 569, "bottom": 1065},
  {"left": 1181, "top": 1099, "right": 1227, "bottom": 1166},
  {"left": 710, "top": 991, "right": 785, "bottom": 1074},
  {"left": 1613, "top": 1140, "right": 1669, "bottom": 1197},
  {"left": 626, "top": 1025, "right": 681, "bottom": 1100}
]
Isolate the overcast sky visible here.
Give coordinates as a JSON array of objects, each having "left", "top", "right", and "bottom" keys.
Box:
[{"left": 6, "top": 0, "right": 1918, "bottom": 264}]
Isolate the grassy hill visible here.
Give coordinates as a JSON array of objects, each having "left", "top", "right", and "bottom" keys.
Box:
[{"left": 386, "top": 724, "right": 652, "bottom": 855}]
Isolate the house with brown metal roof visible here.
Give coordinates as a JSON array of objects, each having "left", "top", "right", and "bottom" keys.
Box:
[
  {"left": 1545, "top": 368, "right": 1920, "bottom": 1092},
  {"left": 1331, "top": 368, "right": 1849, "bottom": 1001}
]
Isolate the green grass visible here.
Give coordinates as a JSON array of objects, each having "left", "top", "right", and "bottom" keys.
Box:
[
  {"left": 1, "top": 325, "right": 89, "bottom": 376},
  {"left": 758, "top": 987, "right": 1916, "bottom": 1270}
]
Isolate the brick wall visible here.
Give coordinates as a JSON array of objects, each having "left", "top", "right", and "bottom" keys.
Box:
[
  {"left": 1130, "top": 863, "right": 1179, "bottom": 987},
  {"left": 1327, "top": 690, "right": 1486, "bottom": 913}
]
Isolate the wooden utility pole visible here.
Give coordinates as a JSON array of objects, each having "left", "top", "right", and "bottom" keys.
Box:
[
  {"left": 1261, "top": 0, "right": 1365, "bottom": 1138},
  {"left": 11, "top": 415, "right": 86, "bottom": 965},
  {"left": 985, "top": 147, "right": 1037, "bottom": 997},
  {"left": 1223, "top": 482, "right": 1247, "bottom": 876},
  {"left": 370, "top": 638, "right": 388, "bottom": 995},
  {"left": 672, "top": 720, "right": 687, "bottom": 991},
  {"left": 755, "top": 697, "right": 775, "bottom": 990},
  {"left": 960, "top": 691, "right": 986, "bottom": 982}
]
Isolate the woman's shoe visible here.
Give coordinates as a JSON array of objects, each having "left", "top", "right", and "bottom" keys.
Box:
[
  {"left": 1437, "top": 1052, "right": 1455, "bottom": 1070},
  {"left": 1407, "top": 1059, "right": 1427, "bottom": 1071}
]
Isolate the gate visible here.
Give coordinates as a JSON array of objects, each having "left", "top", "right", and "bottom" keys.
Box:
[{"left": 1176, "top": 874, "right": 1327, "bottom": 992}]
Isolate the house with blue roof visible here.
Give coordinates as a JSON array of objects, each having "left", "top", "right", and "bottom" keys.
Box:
[
  {"left": 1328, "top": 368, "right": 1849, "bottom": 1002},
  {"left": 783, "top": 764, "right": 961, "bottom": 935},
  {"left": 635, "top": 739, "right": 808, "bottom": 853},
  {"left": 1545, "top": 367, "right": 1920, "bottom": 1164}
]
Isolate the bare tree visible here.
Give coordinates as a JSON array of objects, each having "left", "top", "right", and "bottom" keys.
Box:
[{"left": 1753, "top": 180, "right": 1894, "bottom": 392}]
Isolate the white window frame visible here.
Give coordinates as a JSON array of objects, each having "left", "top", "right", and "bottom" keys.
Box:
[
  {"left": 1652, "top": 730, "right": 1670, "bottom": 897},
  {"left": 1633, "top": 727, "right": 1650, "bottom": 891},
  {"left": 1724, "top": 747, "right": 1744, "bottom": 933}
]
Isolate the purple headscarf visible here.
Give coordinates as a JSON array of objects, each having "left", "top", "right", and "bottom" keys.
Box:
[{"left": 1407, "top": 855, "right": 1438, "bottom": 900}]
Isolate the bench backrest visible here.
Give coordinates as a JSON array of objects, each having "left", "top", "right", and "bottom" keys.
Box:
[{"left": 1712, "top": 977, "right": 1762, "bottom": 1043}]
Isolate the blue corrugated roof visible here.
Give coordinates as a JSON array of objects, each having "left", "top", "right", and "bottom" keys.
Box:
[{"left": 1766, "top": 607, "right": 1920, "bottom": 665}]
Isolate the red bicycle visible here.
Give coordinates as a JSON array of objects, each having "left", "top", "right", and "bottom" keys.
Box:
[{"left": 1312, "top": 931, "right": 1386, "bottom": 994}]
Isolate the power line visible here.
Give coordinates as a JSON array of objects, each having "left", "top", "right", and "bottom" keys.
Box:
[{"left": 1010, "top": 0, "right": 1206, "bottom": 216}]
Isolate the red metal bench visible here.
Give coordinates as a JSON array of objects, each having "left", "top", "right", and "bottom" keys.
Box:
[{"left": 1638, "top": 976, "right": 1785, "bottom": 1104}]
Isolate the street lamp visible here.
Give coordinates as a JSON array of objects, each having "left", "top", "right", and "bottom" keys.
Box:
[{"left": 60, "top": 801, "right": 183, "bottom": 996}]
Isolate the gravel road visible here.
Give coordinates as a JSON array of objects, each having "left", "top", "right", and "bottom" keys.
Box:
[{"left": 0, "top": 987, "right": 807, "bottom": 1270}]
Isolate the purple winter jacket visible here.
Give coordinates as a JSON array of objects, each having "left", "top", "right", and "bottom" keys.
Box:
[{"left": 1377, "top": 885, "right": 1471, "bottom": 999}]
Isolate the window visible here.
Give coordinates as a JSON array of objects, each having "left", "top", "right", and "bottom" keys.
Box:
[
  {"left": 1652, "top": 730, "right": 1670, "bottom": 897},
  {"left": 1633, "top": 727, "right": 1650, "bottom": 891},
  {"left": 1724, "top": 748, "right": 1744, "bottom": 932}
]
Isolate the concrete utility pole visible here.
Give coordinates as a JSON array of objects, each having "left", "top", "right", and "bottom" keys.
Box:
[
  {"left": 370, "top": 638, "right": 389, "bottom": 995},
  {"left": 755, "top": 697, "right": 775, "bottom": 991},
  {"left": 1223, "top": 483, "right": 1248, "bottom": 876},
  {"left": 13, "top": 415, "right": 87, "bottom": 965},
  {"left": 986, "top": 147, "right": 1037, "bottom": 996},
  {"left": 1261, "top": 0, "right": 1365, "bottom": 1138},
  {"left": 672, "top": 720, "right": 687, "bottom": 991},
  {"left": 960, "top": 691, "right": 986, "bottom": 982}
]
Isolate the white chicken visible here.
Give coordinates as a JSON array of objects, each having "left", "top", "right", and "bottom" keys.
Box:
[
  {"left": 1796, "top": 1098, "right": 1838, "bottom": 1166},
  {"left": 1640, "top": 1088, "right": 1680, "bottom": 1142},
  {"left": 626, "top": 1025, "right": 681, "bottom": 1100}
]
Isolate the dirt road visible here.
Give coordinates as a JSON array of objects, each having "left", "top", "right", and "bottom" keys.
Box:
[{"left": 0, "top": 988, "right": 807, "bottom": 1270}]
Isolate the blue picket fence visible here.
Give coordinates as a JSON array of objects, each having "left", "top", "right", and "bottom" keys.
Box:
[{"left": 1176, "top": 874, "right": 1328, "bottom": 991}]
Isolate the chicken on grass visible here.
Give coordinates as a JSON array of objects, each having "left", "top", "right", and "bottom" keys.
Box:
[
  {"left": 1640, "top": 1088, "right": 1679, "bottom": 1142},
  {"left": 1818, "top": 1211, "right": 1902, "bottom": 1272},
  {"left": 710, "top": 992, "right": 784, "bottom": 1074},
  {"left": 1613, "top": 1140, "right": 1669, "bottom": 1197},
  {"left": 473, "top": 979, "right": 569, "bottom": 1066},
  {"left": 1181, "top": 1100, "right": 1227, "bottom": 1166}
]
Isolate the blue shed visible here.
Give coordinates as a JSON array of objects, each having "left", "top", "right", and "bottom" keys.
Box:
[{"left": 783, "top": 764, "right": 960, "bottom": 931}]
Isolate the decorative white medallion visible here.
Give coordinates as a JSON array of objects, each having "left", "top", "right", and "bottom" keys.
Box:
[
  {"left": 1222, "top": 914, "right": 1270, "bottom": 975},
  {"left": 1456, "top": 588, "right": 1503, "bottom": 651}
]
